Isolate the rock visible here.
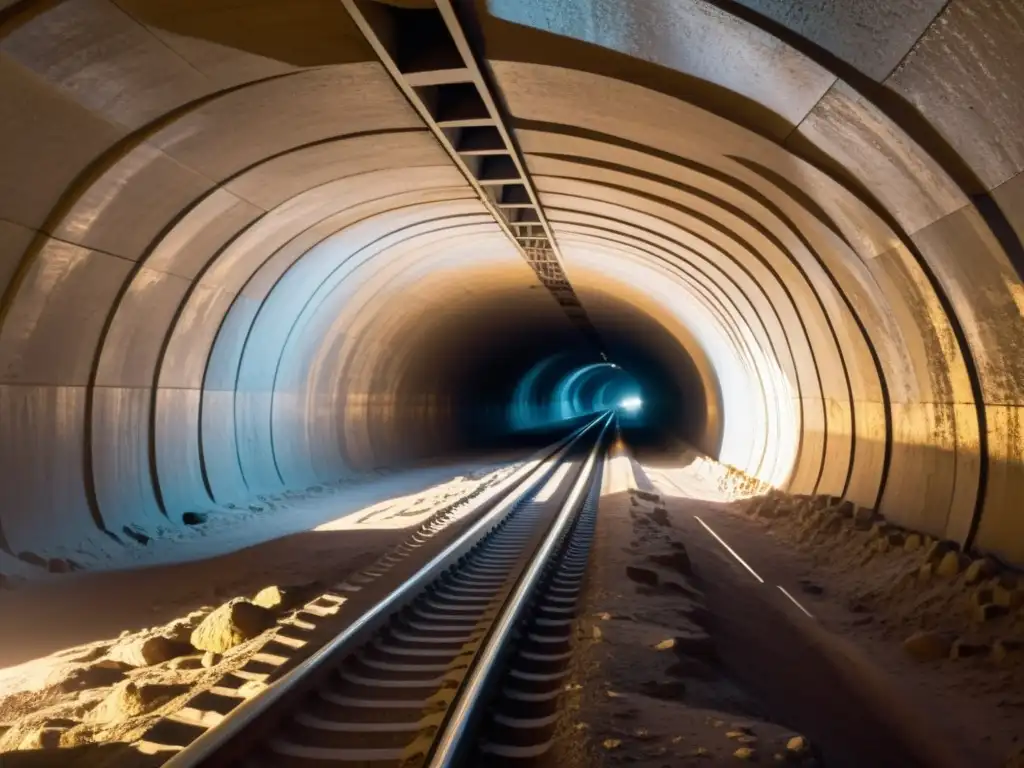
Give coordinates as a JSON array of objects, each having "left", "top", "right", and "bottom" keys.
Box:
[
  {"left": 87, "top": 680, "right": 188, "bottom": 723},
  {"left": 189, "top": 599, "right": 276, "bottom": 652},
  {"left": 253, "top": 585, "right": 301, "bottom": 612},
  {"left": 654, "top": 638, "right": 676, "bottom": 651},
  {"left": 625, "top": 566, "right": 659, "bottom": 587},
  {"left": 786, "top": 736, "right": 809, "bottom": 755},
  {"left": 182, "top": 511, "right": 207, "bottom": 526},
  {"left": 836, "top": 500, "right": 855, "bottom": 518},
  {"left": 201, "top": 651, "right": 221, "bottom": 668},
  {"left": 734, "top": 746, "right": 757, "bottom": 760},
  {"left": 964, "top": 558, "right": 998, "bottom": 585},
  {"left": 238, "top": 680, "right": 268, "bottom": 698},
  {"left": 602, "top": 738, "right": 622, "bottom": 750},
  {"left": 924, "top": 540, "right": 956, "bottom": 565},
  {"left": 903, "top": 631, "right": 952, "bottom": 662},
  {"left": 111, "top": 635, "right": 191, "bottom": 667},
  {"left": 49, "top": 661, "right": 129, "bottom": 693},
  {"left": 975, "top": 603, "right": 1010, "bottom": 622},
  {"left": 936, "top": 551, "right": 961, "bottom": 578},
  {"left": 18, "top": 726, "right": 64, "bottom": 750},
  {"left": 950, "top": 639, "right": 990, "bottom": 659},
  {"left": 904, "top": 533, "right": 923, "bottom": 552}
]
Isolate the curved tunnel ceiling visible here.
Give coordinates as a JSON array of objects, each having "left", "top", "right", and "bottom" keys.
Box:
[{"left": 0, "top": 0, "right": 1023, "bottom": 571}]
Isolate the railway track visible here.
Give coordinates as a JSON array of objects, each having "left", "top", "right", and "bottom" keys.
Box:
[{"left": 164, "top": 413, "right": 613, "bottom": 768}]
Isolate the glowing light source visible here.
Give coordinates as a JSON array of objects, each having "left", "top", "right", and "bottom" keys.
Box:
[{"left": 618, "top": 395, "right": 642, "bottom": 412}]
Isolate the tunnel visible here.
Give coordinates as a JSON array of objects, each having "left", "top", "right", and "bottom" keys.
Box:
[{"left": 0, "top": 0, "right": 1023, "bottom": 583}]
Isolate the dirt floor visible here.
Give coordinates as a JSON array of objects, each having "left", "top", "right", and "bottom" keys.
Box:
[
  {"left": 0, "top": 457, "right": 524, "bottom": 766},
  {"left": 552, "top": 445, "right": 1023, "bottom": 767}
]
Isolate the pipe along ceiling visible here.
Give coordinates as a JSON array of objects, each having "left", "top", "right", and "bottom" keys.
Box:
[{"left": 0, "top": 0, "right": 1023, "bottom": 573}]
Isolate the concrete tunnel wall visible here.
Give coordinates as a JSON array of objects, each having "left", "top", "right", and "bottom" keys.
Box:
[{"left": 0, "top": 0, "right": 1022, "bottom": 570}]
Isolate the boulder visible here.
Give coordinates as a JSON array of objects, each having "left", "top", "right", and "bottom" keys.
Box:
[
  {"left": 935, "top": 551, "right": 961, "bottom": 578},
  {"left": 189, "top": 599, "right": 276, "bottom": 652},
  {"left": 111, "top": 635, "right": 191, "bottom": 667},
  {"left": 903, "top": 533, "right": 923, "bottom": 553},
  {"left": 964, "top": 558, "right": 998, "bottom": 585},
  {"left": 902, "top": 631, "right": 952, "bottom": 662},
  {"left": 86, "top": 680, "right": 188, "bottom": 723}
]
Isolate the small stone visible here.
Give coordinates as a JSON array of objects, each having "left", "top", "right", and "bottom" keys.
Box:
[
  {"left": 964, "top": 558, "right": 998, "bottom": 585},
  {"left": 633, "top": 727, "right": 651, "bottom": 739},
  {"left": 903, "top": 631, "right": 953, "bottom": 662},
  {"left": 603, "top": 738, "right": 622, "bottom": 750},
  {"left": 238, "top": 680, "right": 268, "bottom": 698},
  {"left": 655, "top": 638, "right": 676, "bottom": 651},
  {"left": 253, "top": 585, "right": 301, "bottom": 612},
  {"left": 190, "top": 599, "right": 276, "bottom": 652},
  {"left": 734, "top": 746, "right": 757, "bottom": 760},
  {"left": 787, "top": 735, "right": 809, "bottom": 753},
  {"left": 596, "top": 612, "right": 612, "bottom": 620},
  {"left": 592, "top": 624, "right": 603, "bottom": 640},
  {"left": 606, "top": 689, "right": 624, "bottom": 698},
  {"left": 936, "top": 551, "right": 961, "bottom": 578},
  {"left": 904, "top": 533, "right": 923, "bottom": 552}
]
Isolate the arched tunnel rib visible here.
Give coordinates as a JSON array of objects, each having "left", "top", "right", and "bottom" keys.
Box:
[{"left": 0, "top": 0, "right": 1021, "bottom": 582}]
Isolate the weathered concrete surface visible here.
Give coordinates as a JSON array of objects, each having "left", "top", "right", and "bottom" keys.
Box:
[{"left": 0, "top": 0, "right": 1022, "bottom": 567}]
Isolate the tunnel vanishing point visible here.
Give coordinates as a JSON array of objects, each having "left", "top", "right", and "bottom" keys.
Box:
[{"left": 0, "top": 0, "right": 1023, "bottom": 572}]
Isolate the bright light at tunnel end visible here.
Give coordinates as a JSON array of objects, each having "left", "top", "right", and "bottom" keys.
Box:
[{"left": 618, "top": 395, "right": 643, "bottom": 413}]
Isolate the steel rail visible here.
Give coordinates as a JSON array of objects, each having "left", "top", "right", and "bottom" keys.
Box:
[
  {"left": 161, "top": 414, "right": 607, "bottom": 767},
  {"left": 425, "top": 413, "right": 612, "bottom": 767}
]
